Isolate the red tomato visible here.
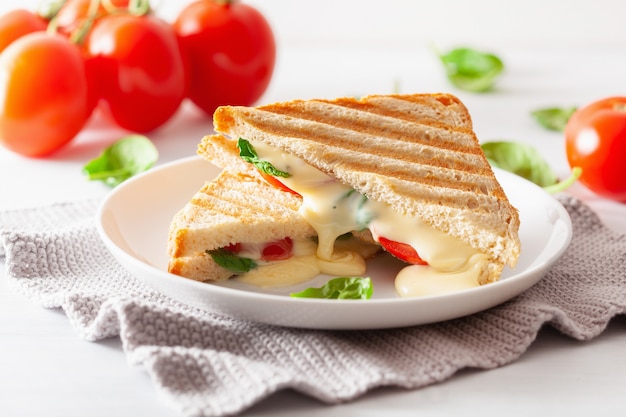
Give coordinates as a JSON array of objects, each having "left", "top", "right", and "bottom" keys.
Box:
[
  {"left": 52, "top": 0, "right": 131, "bottom": 38},
  {"left": 259, "top": 171, "right": 300, "bottom": 196},
  {"left": 378, "top": 237, "right": 428, "bottom": 265},
  {"left": 85, "top": 13, "right": 186, "bottom": 132},
  {"left": 261, "top": 237, "right": 293, "bottom": 261},
  {"left": 0, "top": 9, "right": 47, "bottom": 53},
  {"left": 0, "top": 32, "right": 90, "bottom": 157},
  {"left": 565, "top": 96, "right": 626, "bottom": 202},
  {"left": 173, "top": 0, "right": 276, "bottom": 116},
  {"left": 223, "top": 242, "right": 242, "bottom": 252}
]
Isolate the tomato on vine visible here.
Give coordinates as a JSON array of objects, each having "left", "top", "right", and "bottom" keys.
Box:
[
  {"left": 565, "top": 96, "right": 626, "bottom": 203},
  {"left": 0, "top": 32, "right": 91, "bottom": 157},
  {"left": 173, "top": 0, "right": 276, "bottom": 116},
  {"left": 84, "top": 11, "right": 186, "bottom": 132},
  {"left": 0, "top": 9, "right": 47, "bottom": 53},
  {"left": 50, "top": 0, "right": 131, "bottom": 39}
]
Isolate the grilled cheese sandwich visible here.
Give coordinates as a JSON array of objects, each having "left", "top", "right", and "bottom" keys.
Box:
[{"left": 196, "top": 93, "right": 520, "bottom": 296}]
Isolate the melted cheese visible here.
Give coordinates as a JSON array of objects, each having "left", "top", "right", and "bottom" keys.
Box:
[
  {"left": 395, "top": 254, "right": 489, "bottom": 297},
  {"left": 250, "top": 140, "right": 486, "bottom": 297},
  {"left": 235, "top": 239, "right": 366, "bottom": 288}
]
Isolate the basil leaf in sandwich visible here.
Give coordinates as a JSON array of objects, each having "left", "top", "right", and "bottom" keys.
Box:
[
  {"left": 237, "top": 138, "right": 290, "bottom": 178},
  {"left": 206, "top": 248, "right": 257, "bottom": 274}
]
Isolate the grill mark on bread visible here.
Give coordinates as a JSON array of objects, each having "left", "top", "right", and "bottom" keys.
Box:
[
  {"left": 255, "top": 102, "right": 482, "bottom": 154},
  {"left": 223, "top": 109, "right": 492, "bottom": 177},
  {"left": 314, "top": 95, "right": 473, "bottom": 130},
  {"left": 169, "top": 171, "right": 312, "bottom": 258},
  {"left": 334, "top": 157, "right": 506, "bottom": 198}
]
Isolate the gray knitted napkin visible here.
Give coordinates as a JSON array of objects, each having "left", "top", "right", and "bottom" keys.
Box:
[{"left": 1, "top": 195, "right": 625, "bottom": 417}]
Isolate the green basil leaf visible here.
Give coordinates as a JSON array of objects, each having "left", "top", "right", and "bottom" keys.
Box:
[
  {"left": 206, "top": 248, "right": 257, "bottom": 274},
  {"left": 531, "top": 107, "right": 577, "bottom": 131},
  {"left": 438, "top": 47, "right": 504, "bottom": 92},
  {"left": 83, "top": 135, "right": 158, "bottom": 187},
  {"left": 237, "top": 138, "right": 291, "bottom": 178},
  {"left": 290, "top": 277, "right": 373, "bottom": 300},
  {"left": 481, "top": 141, "right": 558, "bottom": 187}
]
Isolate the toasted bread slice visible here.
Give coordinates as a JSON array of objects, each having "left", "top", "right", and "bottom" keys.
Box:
[
  {"left": 167, "top": 169, "right": 315, "bottom": 281},
  {"left": 210, "top": 93, "right": 521, "bottom": 284}
]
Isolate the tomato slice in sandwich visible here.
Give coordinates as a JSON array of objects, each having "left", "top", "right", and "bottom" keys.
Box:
[
  {"left": 378, "top": 237, "right": 428, "bottom": 265},
  {"left": 223, "top": 243, "right": 242, "bottom": 253},
  {"left": 259, "top": 171, "right": 301, "bottom": 196},
  {"left": 261, "top": 237, "right": 293, "bottom": 261},
  {"left": 222, "top": 238, "right": 293, "bottom": 261}
]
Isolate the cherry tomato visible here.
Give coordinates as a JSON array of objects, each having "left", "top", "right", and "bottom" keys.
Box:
[
  {"left": 378, "top": 237, "right": 428, "bottom": 265},
  {"left": 85, "top": 13, "right": 186, "bottom": 132},
  {"left": 0, "top": 9, "right": 47, "bottom": 53},
  {"left": 0, "top": 32, "right": 90, "bottom": 157},
  {"left": 173, "top": 0, "right": 276, "bottom": 116},
  {"left": 52, "top": 0, "right": 131, "bottom": 38},
  {"left": 565, "top": 96, "right": 626, "bottom": 202},
  {"left": 261, "top": 237, "right": 293, "bottom": 261}
]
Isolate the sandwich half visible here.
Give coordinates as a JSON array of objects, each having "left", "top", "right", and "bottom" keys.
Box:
[
  {"left": 167, "top": 168, "right": 380, "bottom": 285},
  {"left": 200, "top": 93, "right": 521, "bottom": 296}
]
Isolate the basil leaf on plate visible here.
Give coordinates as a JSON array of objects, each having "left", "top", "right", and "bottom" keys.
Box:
[
  {"left": 291, "top": 277, "right": 373, "bottom": 300},
  {"left": 83, "top": 135, "right": 158, "bottom": 187}
]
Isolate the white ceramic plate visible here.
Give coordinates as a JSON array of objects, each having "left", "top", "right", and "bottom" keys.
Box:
[{"left": 97, "top": 156, "right": 572, "bottom": 330}]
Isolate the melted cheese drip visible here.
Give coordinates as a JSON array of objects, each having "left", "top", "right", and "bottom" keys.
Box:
[
  {"left": 250, "top": 141, "right": 486, "bottom": 297},
  {"left": 395, "top": 254, "right": 489, "bottom": 297}
]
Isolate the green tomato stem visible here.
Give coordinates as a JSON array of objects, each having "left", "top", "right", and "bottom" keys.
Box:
[
  {"left": 543, "top": 167, "right": 582, "bottom": 194},
  {"left": 128, "top": 0, "right": 151, "bottom": 15},
  {"left": 47, "top": 0, "right": 152, "bottom": 45},
  {"left": 38, "top": 0, "right": 68, "bottom": 20},
  {"left": 69, "top": 0, "right": 102, "bottom": 44}
]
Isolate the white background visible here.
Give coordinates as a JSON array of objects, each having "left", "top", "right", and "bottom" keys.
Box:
[{"left": 6, "top": 0, "right": 625, "bottom": 47}]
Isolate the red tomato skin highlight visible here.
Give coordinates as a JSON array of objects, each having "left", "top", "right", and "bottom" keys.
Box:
[
  {"left": 85, "top": 14, "right": 186, "bottom": 132},
  {"left": 174, "top": 0, "right": 276, "bottom": 116},
  {"left": 565, "top": 97, "right": 626, "bottom": 202},
  {"left": 0, "top": 9, "right": 47, "bottom": 54},
  {"left": 0, "top": 32, "right": 90, "bottom": 157}
]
